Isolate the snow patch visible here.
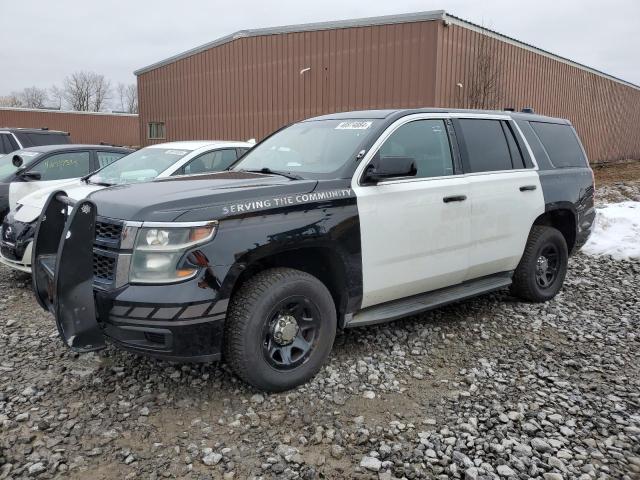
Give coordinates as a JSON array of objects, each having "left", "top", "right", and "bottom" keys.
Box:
[{"left": 583, "top": 201, "right": 640, "bottom": 260}]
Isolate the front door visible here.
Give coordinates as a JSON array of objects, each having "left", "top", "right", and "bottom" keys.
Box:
[
  {"left": 9, "top": 150, "right": 92, "bottom": 210},
  {"left": 353, "top": 117, "right": 471, "bottom": 309}
]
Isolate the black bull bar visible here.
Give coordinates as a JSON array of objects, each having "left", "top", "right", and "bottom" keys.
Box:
[{"left": 32, "top": 191, "right": 106, "bottom": 352}]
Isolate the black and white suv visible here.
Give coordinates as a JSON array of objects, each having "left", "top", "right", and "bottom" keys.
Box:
[{"left": 31, "top": 108, "right": 595, "bottom": 392}]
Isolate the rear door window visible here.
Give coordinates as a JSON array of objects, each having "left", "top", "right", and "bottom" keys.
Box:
[
  {"left": 457, "top": 119, "right": 513, "bottom": 173},
  {"left": 529, "top": 122, "right": 587, "bottom": 167},
  {"left": 502, "top": 122, "right": 525, "bottom": 169},
  {"left": 179, "top": 149, "right": 239, "bottom": 175},
  {"left": 96, "top": 151, "right": 128, "bottom": 169},
  {"left": 14, "top": 132, "right": 71, "bottom": 147},
  {"left": 29, "top": 151, "right": 91, "bottom": 180}
]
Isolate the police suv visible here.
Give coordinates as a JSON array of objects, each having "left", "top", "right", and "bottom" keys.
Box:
[{"left": 31, "top": 108, "right": 595, "bottom": 392}]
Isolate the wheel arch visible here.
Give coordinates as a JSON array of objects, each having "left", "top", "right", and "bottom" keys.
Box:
[
  {"left": 532, "top": 205, "right": 577, "bottom": 254},
  {"left": 223, "top": 245, "right": 355, "bottom": 327}
]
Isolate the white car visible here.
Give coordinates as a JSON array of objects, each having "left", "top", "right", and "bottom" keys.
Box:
[{"left": 0, "top": 140, "right": 252, "bottom": 272}]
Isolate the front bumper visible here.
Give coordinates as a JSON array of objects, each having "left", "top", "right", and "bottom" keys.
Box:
[
  {"left": 0, "top": 217, "right": 36, "bottom": 273},
  {"left": 32, "top": 192, "right": 228, "bottom": 362},
  {"left": 0, "top": 239, "right": 32, "bottom": 273}
]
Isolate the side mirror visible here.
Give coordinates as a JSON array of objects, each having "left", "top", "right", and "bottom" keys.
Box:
[
  {"left": 20, "top": 171, "right": 42, "bottom": 181},
  {"left": 12, "top": 155, "right": 23, "bottom": 168},
  {"left": 363, "top": 155, "right": 417, "bottom": 184}
]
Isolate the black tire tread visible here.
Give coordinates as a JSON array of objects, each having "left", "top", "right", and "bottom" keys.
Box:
[
  {"left": 224, "top": 267, "right": 328, "bottom": 389},
  {"left": 511, "top": 225, "right": 567, "bottom": 302}
]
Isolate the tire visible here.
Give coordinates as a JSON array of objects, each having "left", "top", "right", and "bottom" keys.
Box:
[
  {"left": 224, "top": 268, "right": 337, "bottom": 392},
  {"left": 511, "top": 225, "right": 568, "bottom": 302}
]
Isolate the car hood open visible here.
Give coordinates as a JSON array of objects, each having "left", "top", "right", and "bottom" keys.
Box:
[{"left": 87, "top": 171, "right": 319, "bottom": 222}]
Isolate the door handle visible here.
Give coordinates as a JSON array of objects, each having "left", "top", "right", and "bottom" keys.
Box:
[
  {"left": 520, "top": 185, "right": 537, "bottom": 192},
  {"left": 443, "top": 195, "right": 467, "bottom": 203}
]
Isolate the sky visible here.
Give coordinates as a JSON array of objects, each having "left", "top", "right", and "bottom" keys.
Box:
[{"left": 1, "top": 0, "right": 639, "bottom": 101}]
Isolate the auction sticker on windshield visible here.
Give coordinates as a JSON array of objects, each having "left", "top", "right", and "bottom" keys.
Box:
[
  {"left": 165, "top": 150, "right": 188, "bottom": 155},
  {"left": 335, "top": 121, "right": 373, "bottom": 130}
]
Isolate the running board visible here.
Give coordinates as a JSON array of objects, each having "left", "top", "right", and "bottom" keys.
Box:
[{"left": 346, "top": 272, "right": 513, "bottom": 328}]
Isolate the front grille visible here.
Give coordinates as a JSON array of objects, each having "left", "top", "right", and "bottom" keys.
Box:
[
  {"left": 95, "top": 221, "right": 123, "bottom": 242},
  {"left": 93, "top": 252, "right": 116, "bottom": 282}
]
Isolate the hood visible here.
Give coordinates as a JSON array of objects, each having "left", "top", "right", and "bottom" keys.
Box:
[
  {"left": 88, "top": 171, "right": 319, "bottom": 222},
  {"left": 14, "top": 180, "right": 104, "bottom": 224}
]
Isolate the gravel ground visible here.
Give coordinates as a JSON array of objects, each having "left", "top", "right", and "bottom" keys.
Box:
[{"left": 1, "top": 184, "right": 639, "bottom": 480}]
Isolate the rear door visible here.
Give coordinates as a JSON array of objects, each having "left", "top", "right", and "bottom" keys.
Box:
[
  {"left": 9, "top": 150, "right": 92, "bottom": 209},
  {"left": 353, "top": 115, "right": 471, "bottom": 308},
  {"left": 453, "top": 116, "right": 544, "bottom": 280}
]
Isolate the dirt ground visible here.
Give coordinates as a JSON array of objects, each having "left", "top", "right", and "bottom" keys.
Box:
[{"left": 592, "top": 160, "right": 640, "bottom": 185}]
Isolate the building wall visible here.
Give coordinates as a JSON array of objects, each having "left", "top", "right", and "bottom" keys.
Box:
[
  {"left": 434, "top": 23, "right": 640, "bottom": 164},
  {"left": 137, "top": 21, "right": 439, "bottom": 145},
  {"left": 0, "top": 108, "right": 139, "bottom": 147},
  {"left": 137, "top": 18, "right": 640, "bottom": 164}
]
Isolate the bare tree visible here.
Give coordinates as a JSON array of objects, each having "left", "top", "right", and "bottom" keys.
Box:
[
  {"left": 19, "top": 86, "right": 48, "bottom": 108},
  {"left": 116, "top": 83, "right": 138, "bottom": 113},
  {"left": 49, "top": 85, "right": 64, "bottom": 110},
  {"left": 91, "top": 74, "right": 111, "bottom": 111},
  {"left": 0, "top": 93, "right": 23, "bottom": 107},
  {"left": 62, "top": 71, "right": 111, "bottom": 111},
  {"left": 467, "top": 29, "right": 501, "bottom": 109}
]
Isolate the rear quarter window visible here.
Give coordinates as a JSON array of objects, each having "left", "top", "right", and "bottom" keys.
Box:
[
  {"left": 14, "top": 132, "right": 71, "bottom": 147},
  {"left": 529, "top": 122, "right": 587, "bottom": 168}
]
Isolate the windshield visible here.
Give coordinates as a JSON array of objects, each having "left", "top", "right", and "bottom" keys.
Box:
[
  {"left": 89, "top": 147, "right": 192, "bottom": 185},
  {"left": 0, "top": 150, "right": 42, "bottom": 180},
  {"left": 233, "top": 119, "right": 378, "bottom": 178}
]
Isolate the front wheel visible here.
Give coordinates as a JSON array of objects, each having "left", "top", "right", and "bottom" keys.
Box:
[
  {"left": 224, "top": 268, "right": 336, "bottom": 392},
  {"left": 511, "top": 226, "right": 568, "bottom": 302}
]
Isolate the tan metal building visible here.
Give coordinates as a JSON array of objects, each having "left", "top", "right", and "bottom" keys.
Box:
[
  {"left": 0, "top": 107, "right": 139, "bottom": 147},
  {"left": 135, "top": 10, "right": 640, "bottom": 163}
]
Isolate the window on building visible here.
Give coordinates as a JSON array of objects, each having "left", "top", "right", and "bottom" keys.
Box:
[
  {"left": 458, "top": 119, "right": 513, "bottom": 173},
  {"left": 29, "top": 151, "right": 91, "bottom": 180},
  {"left": 147, "top": 122, "right": 166, "bottom": 140},
  {"left": 529, "top": 122, "right": 587, "bottom": 168},
  {"left": 96, "top": 151, "right": 129, "bottom": 169},
  {"left": 376, "top": 119, "right": 454, "bottom": 178}
]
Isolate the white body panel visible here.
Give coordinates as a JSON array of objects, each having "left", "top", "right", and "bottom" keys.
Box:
[
  {"left": 9, "top": 178, "right": 81, "bottom": 212},
  {"left": 464, "top": 170, "right": 544, "bottom": 280},
  {"left": 352, "top": 112, "right": 545, "bottom": 310},
  {"left": 354, "top": 176, "right": 471, "bottom": 308}
]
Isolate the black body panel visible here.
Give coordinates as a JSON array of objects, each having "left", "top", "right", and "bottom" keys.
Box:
[
  {"left": 0, "top": 212, "right": 34, "bottom": 261},
  {"left": 87, "top": 171, "right": 318, "bottom": 222},
  {"left": 516, "top": 119, "right": 596, "bottom": 252},
  {"left": 0, "top": 183, "right": 8, "bottom": 222}
]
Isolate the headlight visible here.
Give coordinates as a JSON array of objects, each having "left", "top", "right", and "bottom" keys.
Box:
[{"left": 129, "top": 221, "right": 217, "bottom": 283}]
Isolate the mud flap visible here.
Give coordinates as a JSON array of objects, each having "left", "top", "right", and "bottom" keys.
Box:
[{"left": 32, "top": 192, "right": 106, "bottom": 352}]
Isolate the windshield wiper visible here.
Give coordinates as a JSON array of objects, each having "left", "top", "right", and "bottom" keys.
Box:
[
  {"left": 85, "top": 178, "right": 114, "bottom": 187},
  {"left": 240, "top": 168, "right": 303, "bottom": 180}
]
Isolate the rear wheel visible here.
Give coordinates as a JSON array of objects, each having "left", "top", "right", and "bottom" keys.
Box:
[
  {"left": 224, "top": 268, "right": 336, "bottom": 392},
  {"left": 511, "top": 225, "right": 568, "bottom": 302}
]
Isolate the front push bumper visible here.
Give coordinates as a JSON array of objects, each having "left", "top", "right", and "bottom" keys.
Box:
[{"left": 32, "top": 192, "right": 226, "bottom": 362}]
